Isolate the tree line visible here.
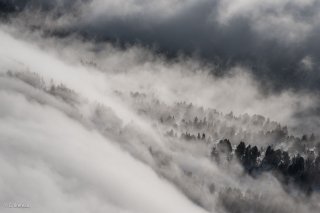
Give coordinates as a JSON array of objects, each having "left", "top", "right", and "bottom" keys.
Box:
[{"left": 212, "top": 139, "right": 320, "bottom": 195}]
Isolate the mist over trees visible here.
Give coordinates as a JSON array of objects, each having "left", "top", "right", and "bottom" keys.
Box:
[
  {"left": 1, "top": 1, "right": 320, "bottom": 212},
  {"left": 2, "top": 69, "right": 320, "bottom": 212}
]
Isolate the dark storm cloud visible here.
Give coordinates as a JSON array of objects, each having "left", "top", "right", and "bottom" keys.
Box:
[
  {"left": 8, "top": 0, "right": 319, "bottom": 92},
  {"left": 2, "top": 0, "right": 320, "bottom": 91},
  {"left": 3, "top": 0, "right": 320, "bottom": 91},
  {"left": 81, "top": 0, "right": 320, "bottom": 92}
]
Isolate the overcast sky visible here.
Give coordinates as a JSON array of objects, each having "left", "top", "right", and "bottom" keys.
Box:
[{"left": 4, "top": 0, "right": 320, "bottom": 91}]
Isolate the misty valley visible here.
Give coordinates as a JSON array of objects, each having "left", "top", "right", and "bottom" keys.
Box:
[{"left": 1, "top": 1, "right": 320, "bottom": 213}]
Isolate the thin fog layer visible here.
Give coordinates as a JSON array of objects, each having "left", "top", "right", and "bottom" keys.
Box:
[{"left": 0, "top": 26, "right": 318, "bottom": 135}]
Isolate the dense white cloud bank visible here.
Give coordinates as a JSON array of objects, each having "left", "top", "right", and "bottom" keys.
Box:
[{"left": 0, "top": 27, "right": 210, "bottom": 213}]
